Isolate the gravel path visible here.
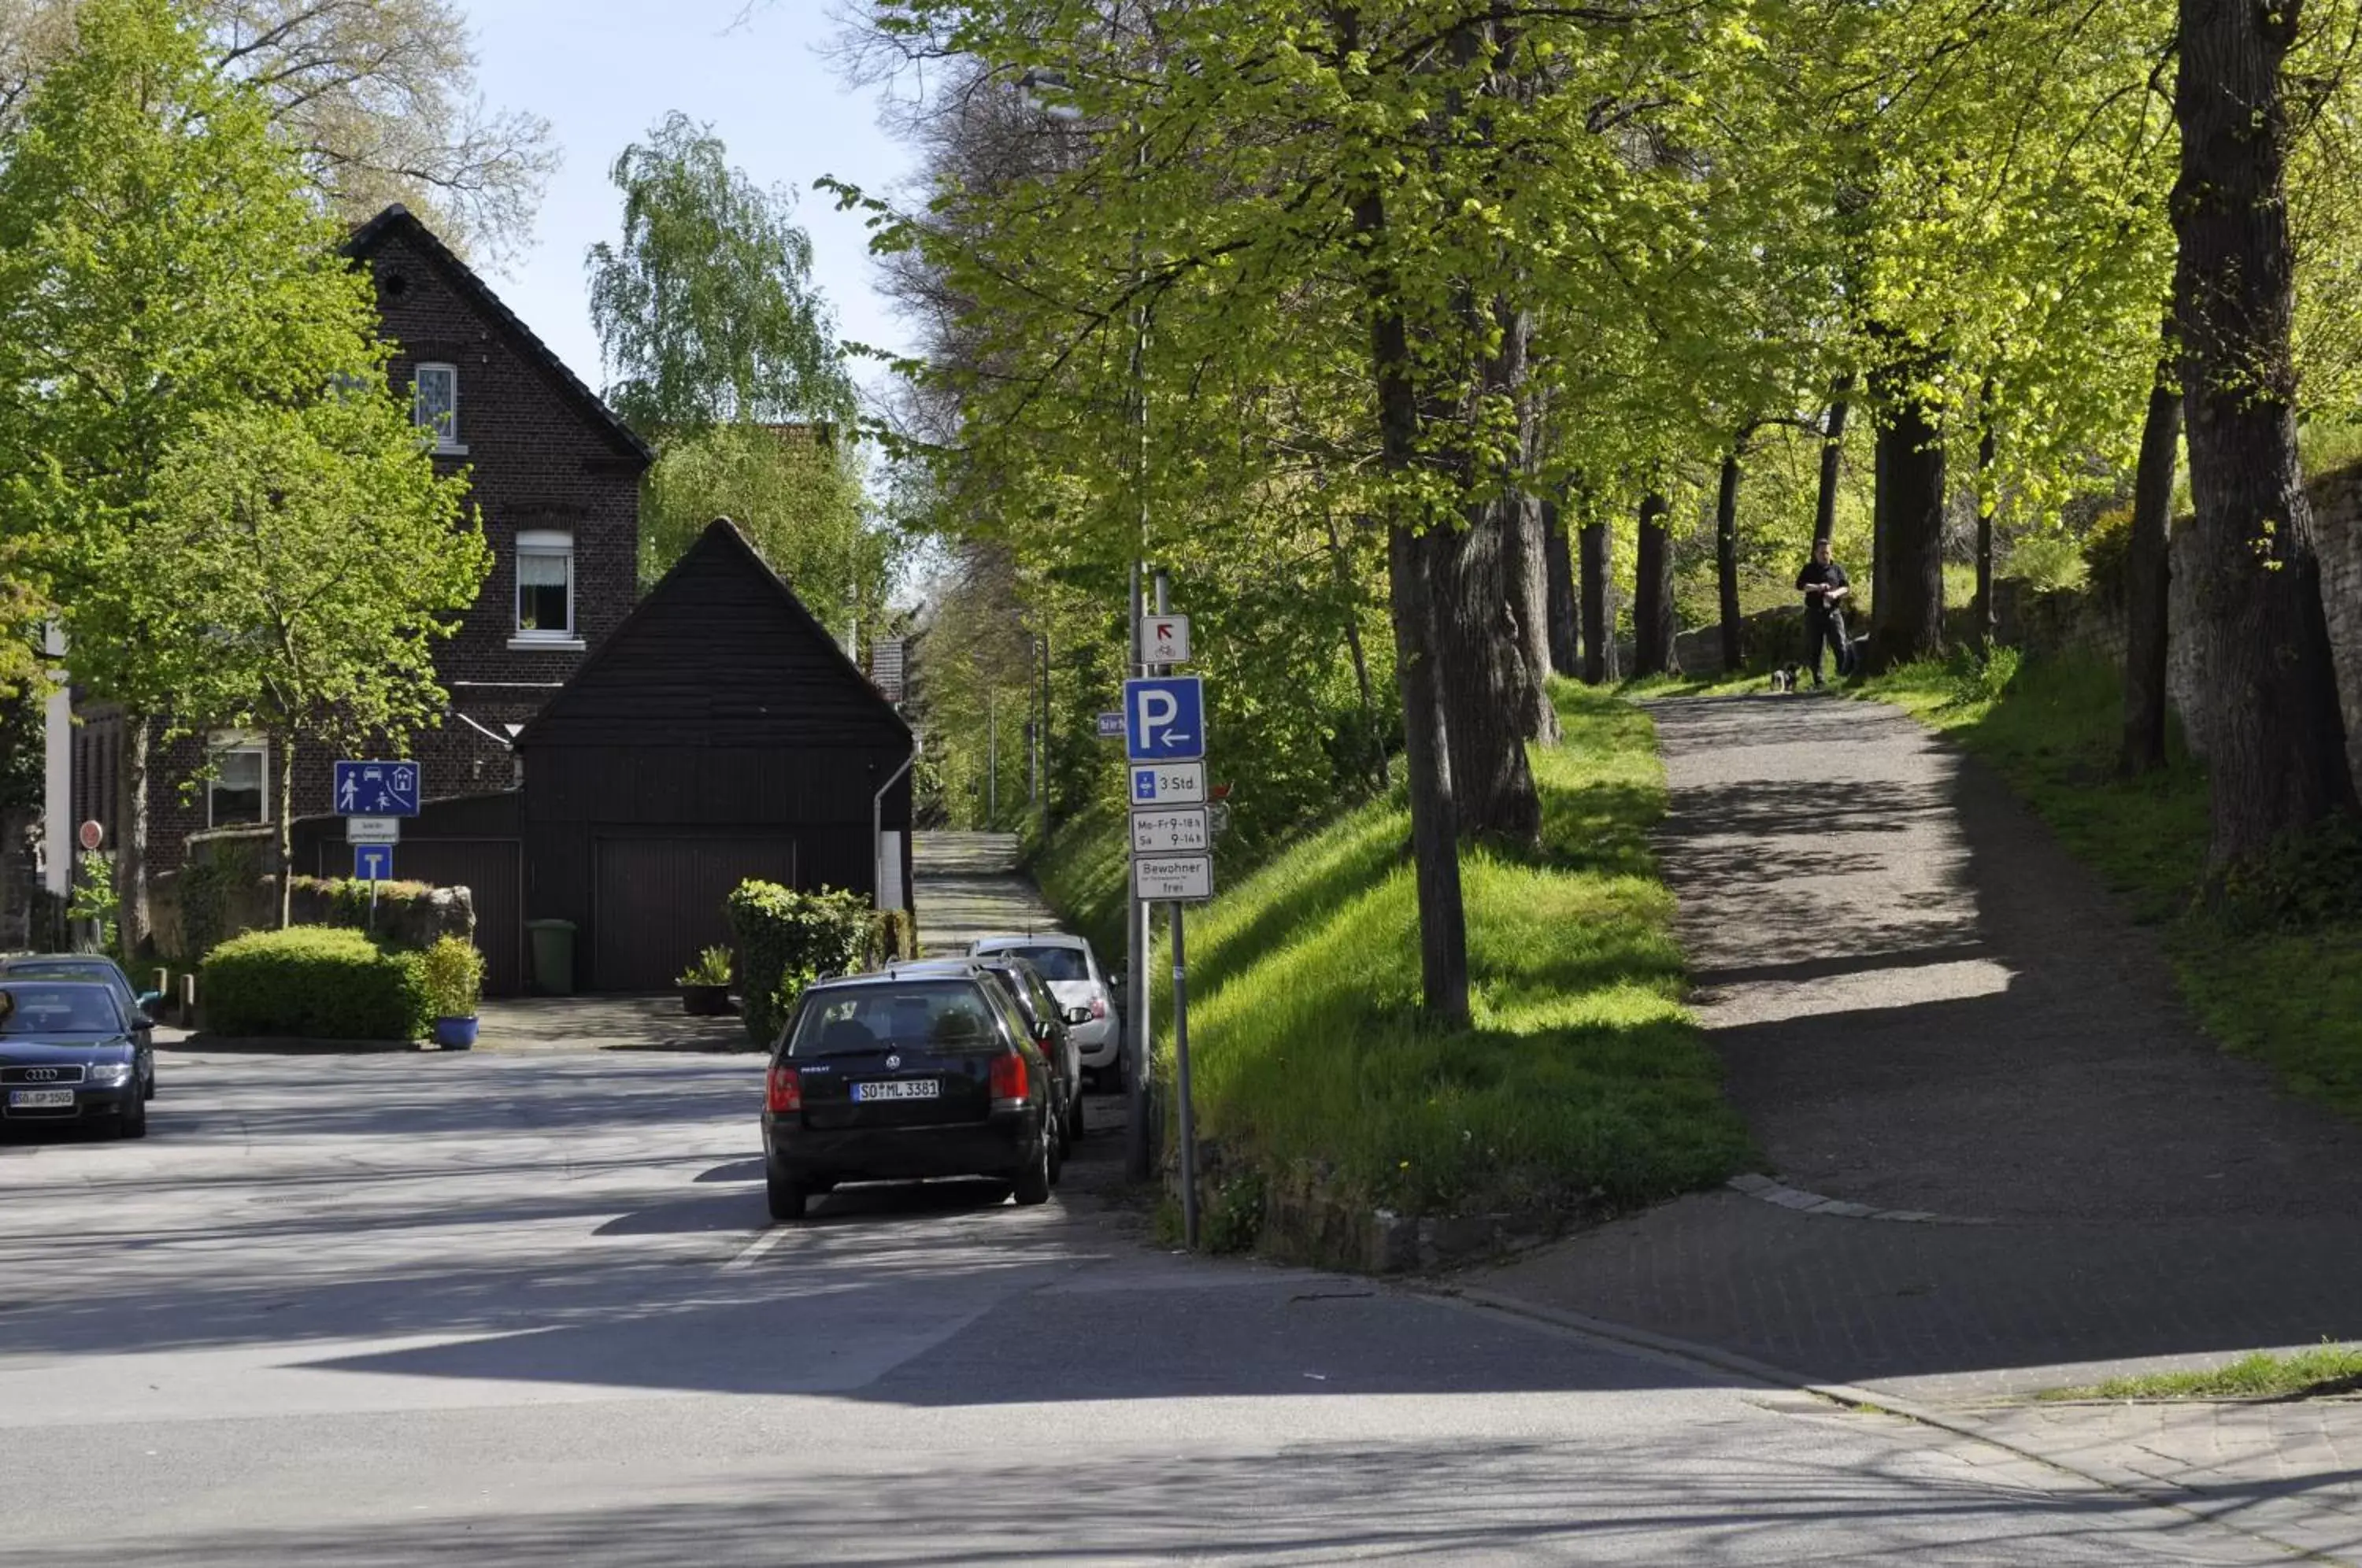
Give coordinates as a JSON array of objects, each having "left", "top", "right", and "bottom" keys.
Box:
[{"left": 1487, "top": 693, "right": 2362, "bottom": 1404}]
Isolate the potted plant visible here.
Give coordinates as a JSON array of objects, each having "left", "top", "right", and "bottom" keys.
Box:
[
  {"left": 676, "top": 945, "right": 734, "bottom": 1016},
  {"left": 422, "top": 936, "right": 485, "bottom": 1049}
]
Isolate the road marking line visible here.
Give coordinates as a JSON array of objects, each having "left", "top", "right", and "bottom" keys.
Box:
[{"left": 720, "top": 1223, "right": 796, "bottom": 1272}]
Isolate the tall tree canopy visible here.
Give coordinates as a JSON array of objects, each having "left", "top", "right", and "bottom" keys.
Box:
[{"left": 587, "top": 110, "right": 856, "bottom": 435}]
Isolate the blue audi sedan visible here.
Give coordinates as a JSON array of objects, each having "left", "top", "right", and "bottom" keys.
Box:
[{"left": 0, "top": 981, "right": 148, "bottom": 1139}]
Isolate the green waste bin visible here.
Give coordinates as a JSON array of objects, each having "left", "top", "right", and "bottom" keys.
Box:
[{"left": 526, "top": 919, "right": 577, "bottom": 996}]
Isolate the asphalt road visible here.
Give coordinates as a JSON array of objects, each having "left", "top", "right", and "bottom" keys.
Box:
[{"left": 0, "top": 1050, "right": 2296, "bottom": 1565}]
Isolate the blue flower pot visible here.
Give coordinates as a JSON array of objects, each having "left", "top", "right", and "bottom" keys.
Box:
[{"left": 434, "top": 1015, "right": 479, "bottom": 1050}]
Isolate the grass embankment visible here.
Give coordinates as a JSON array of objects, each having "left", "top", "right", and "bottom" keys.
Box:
[
  {"left": 1027, "top": 797, "right": 1131, "bottom": 962},
  {"left": 1864, "top": 653, "right": 2362, "bottom": 1119},
  {"left": 1126, "top": 680, "right": 1753, "bottom": 1226},
  {"left": 2040, "top": 1344, "right": 2362, "bottom": 1402}
]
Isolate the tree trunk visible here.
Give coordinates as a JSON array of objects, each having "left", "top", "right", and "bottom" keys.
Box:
[
  {"left": 2173, "top": 0, "right": 2358, "bottom": 864},
  {"left": 1975, "top": 399, "right": 1997, "bottom": 653},
  {"left": 1814, "top": 379, "right": 1851, "bottom": 547},
  {"left": 1356, "top": 163, "right": 1469, "bottom": 1026},
  {"left": 1430, "top": 512, "right": 1542, "bottom": 842},
  {"left": 1579, "top": 519, "right": 1612, "bottom": 686},
  {"left": 1389, "top": 523, "right": 1469, "bottom": 1024},
  {"left": 114, "top": 714, "right": 151, "bottom": 959},
  {"left": 1505, "top": 490, "right": 1559, "bottom": 743},
  {"left": 1715, "top": 449, "right": 1744, "bottom": 673},
  {"left": 2120, "top": 367, "right": 2182, "bottom": 778},
  {"left": 1866, "top": 365, "right": 1946, "bottom": 671},
  {"left": 1542, "top": 494, "right": 1579, "bottom": 675},
  {"left": 276, "top": 733, "right": 296, "bottom": 929},
  {"left": 1634, "top": 491, "right": 1675, "bottom": 677}
]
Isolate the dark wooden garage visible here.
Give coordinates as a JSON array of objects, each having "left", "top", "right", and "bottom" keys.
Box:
[{"left": 513, "top": 518, "right": 916, "bottom": 992}]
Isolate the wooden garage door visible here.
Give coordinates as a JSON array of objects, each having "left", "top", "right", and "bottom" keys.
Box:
[
  {"left": 593, "top": 836, "right": 799, "bottom": 993},
  {"left": 315, "top": 838, "right": 524, "bottom": 997}
]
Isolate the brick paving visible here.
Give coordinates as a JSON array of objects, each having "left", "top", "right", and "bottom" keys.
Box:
[{"left": 1479, "top": 694, "right": 2362, "bottom": 1556}]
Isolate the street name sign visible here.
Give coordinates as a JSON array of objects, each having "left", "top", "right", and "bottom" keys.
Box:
[
  {"left": 354, "top": 844, "right": 394, "bottom": 882},
  {"left": 1096, "top": 710, "right": 1126, "bottom": 740},
  {"left": 346, "top": 816, "right": 401, "bottom": 845},
  {"left": 1133, "top": 854, "right": 1213, "bottom": 902},
  {"left": 1139, "top": 615, "right": 1192, "bottom": 665},
  {"left": 1123, "top": 676, "right": 1205, "bottom": 762},
  {"left": 1130, "top": 761, "right": 1205, "bottom": 807},
  {"left": 334, "top": 760, "right": 420, "bottom": 816},
  {"left": 1131, "top": 807, "right": 1209, "bottom": 855}
]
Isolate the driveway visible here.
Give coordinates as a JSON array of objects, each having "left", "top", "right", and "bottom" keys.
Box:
[{"left": 0, "top": 1048, "right": 2293, "bottom": 1565}]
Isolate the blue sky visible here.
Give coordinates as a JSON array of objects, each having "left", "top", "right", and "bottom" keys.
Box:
[{"left": 468, "top": 0, "right": 916, "bottom": 398}]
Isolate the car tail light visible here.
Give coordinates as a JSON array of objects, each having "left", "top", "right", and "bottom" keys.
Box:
[
  {"left": 989, "top": 1050, "right": 1028, "bottom": 1106},
  {"left": 1090, "top": 995, "right": 1108, "bottom": 1020},
  {"left": 766, "top": 1063, "right": 802, "bottom": 1113}
]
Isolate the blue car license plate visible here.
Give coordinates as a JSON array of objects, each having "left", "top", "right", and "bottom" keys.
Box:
[{"left": 852, "top": 1080, "right": 939, "bottom": 1103}]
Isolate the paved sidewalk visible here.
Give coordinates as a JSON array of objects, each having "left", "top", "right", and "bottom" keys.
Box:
[
  {"left": 1477, "top": 693, "right": 2362, "bottom": 1560},
  {"left": 913, "top": 832, "right": 1060, "bottom": 955}
]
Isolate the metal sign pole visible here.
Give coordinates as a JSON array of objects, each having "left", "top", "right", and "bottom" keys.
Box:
[
  {"left": 1124, "top": 563, "right": 1151, "bottom": 1183},
  {"left": 1171, "top": 897, "right": 1198, "bottom": 1248}
]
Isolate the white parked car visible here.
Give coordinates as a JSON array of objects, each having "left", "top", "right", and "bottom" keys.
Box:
[{"left": 968, "top": 933, "right": 1120, "bottom": 1086}]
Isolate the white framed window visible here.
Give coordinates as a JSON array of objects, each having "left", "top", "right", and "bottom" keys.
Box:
[
  {"left": 208, "top": 733, "right": 268, "bottom": 827},
  {"left": 412, "top": 362, "right": 464, "bottom": 453},
  {"left": 513, "top": 530, "right": 578, "bottom": 647}
]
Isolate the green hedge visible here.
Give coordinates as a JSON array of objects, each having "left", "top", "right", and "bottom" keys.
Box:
[
  {"left": 201, "top": 926, "right": 429, "bottom": 1041},
  {"left": 726, "top": 882, "right": 873, "bottom": 1046}
]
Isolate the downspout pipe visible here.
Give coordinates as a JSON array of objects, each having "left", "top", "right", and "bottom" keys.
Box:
[{"left": 873, "top": 743, "right": 917, "bottom": 912}]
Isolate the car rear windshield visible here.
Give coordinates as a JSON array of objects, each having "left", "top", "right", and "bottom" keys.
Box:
[
  {"left": 994, "top": 946, "right": 1089, "bottom": 983},
  {"left": 788, "top": 982, "right": 1006, "bottom": 1058},
  {"left": 0, "top": 986, "right": 120, "bottom": 1035}
]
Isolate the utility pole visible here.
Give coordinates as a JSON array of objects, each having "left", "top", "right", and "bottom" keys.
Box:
[{"left": 986, "top": 687, "right": 998, "bottom": 827}]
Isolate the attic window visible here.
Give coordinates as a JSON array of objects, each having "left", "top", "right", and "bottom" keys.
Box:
[
  {"left": 379, "top": 271, "right": 409, "bottom": 300},
  {"left": 413, "top": 362, "right": 464, "bottom": 454}
]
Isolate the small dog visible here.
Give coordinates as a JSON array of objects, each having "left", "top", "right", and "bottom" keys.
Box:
[{"left": 1769, "top": 663, "right": 1804, "bottom": 693}]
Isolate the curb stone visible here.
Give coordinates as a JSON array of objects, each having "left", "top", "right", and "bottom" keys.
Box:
[
  {"left": 1727, "top": 1171, "right": 1995, "bottom": 1226},
  {"left": 1434, "top": 1282, "right": 2353, "bottom": 1567}
]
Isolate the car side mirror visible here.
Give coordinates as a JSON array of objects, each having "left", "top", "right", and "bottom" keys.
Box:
[
  {"left": 133, "top": 1011, "right": 155, "bottom": 1030},
  {"left": 1064, "top": 1006, "right": 1094, "bottom": 1027}
]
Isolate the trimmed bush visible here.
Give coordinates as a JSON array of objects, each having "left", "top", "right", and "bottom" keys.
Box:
[
  {"left": 726, "top": 882, "right": 872, "bottom": 1046},
  {"left": 201, "top": 926, "right": 430, "bottom": 1041},
  {"left": 865, "top": 907, "right": 918, "bottom": 967}
]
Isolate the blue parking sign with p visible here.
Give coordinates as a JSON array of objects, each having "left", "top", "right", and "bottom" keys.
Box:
[{"left": 1124, "top": 677, "right": 1205, "bottom": 763}]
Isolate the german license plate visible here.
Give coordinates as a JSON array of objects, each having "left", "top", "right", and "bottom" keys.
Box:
[
  {"left": 7, "top": 1089, "right": 74, "bottom": 1109},
  {"left": 853, "top": 1079, "right": 939, "bottom": 1103}
]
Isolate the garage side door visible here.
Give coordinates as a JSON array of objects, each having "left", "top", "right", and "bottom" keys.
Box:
[
  {"left": 314, "top": 838, "right": 524, "bottom": 997},
  {"left": 594, "top": 837, "right": 800, "bottom": 993}
]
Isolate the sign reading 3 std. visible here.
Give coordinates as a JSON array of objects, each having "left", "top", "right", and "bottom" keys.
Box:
[
  {"left": 1129, "top": 761, "right": 1206, "bottom": 807},
  {"left": 1130, "top": 807, "right": 1209, "bottom": 854}
]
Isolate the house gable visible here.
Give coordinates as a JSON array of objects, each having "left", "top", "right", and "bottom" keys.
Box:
[{"left": 516, "top": 518, "right": 910, "bottom": 751}]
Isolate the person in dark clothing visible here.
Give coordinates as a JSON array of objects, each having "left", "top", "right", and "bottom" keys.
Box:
[{"left": 1795, "top": 539, "right": 1852, "bottom": 686}]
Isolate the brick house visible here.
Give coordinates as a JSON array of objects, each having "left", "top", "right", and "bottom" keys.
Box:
[{"left": 55, "top": 204, "right": 650, "bottom": 930}]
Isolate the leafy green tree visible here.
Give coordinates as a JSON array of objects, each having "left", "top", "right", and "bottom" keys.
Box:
[
  {"left": 0, "top": 0, "right": 556, "bottom": 261},
  {"left": 587, "top": 111, "right": 856, "bottom": 435},
  {"left": 641, "top": 423, "right": 898, "bottom": 638},
  {"left": 146, "top": 397, "right": 488, "bottom": 926},
  {"left": 0, "top": 0, "right": 432, "bottom": 948}
]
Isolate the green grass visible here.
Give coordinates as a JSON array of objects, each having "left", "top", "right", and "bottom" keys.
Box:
[
  {"left": 1150, "top": 679, "right": 1754, "bottom": 1220},
  {"left": 2038, "top": 1344, "right": 2362, "bottom": 1402},
  {"left": 1862, "top": 653, "right": 2362, "bottom": 1119}
]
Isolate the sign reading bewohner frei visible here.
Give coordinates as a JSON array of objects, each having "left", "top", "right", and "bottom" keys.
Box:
[{"left": 1125, "top": 671, "right": 1213, "bottom": 901}]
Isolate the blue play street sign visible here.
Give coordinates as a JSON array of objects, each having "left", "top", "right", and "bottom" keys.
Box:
[
  {"left": 335, "top": 760, "right": 420, "bottom": 817},
  {"left": 1124, "top": 676, "right": 1205, "bottom": 763},
  {"left": 354, "top": 844, "right": 394, "bottom": 882}
]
